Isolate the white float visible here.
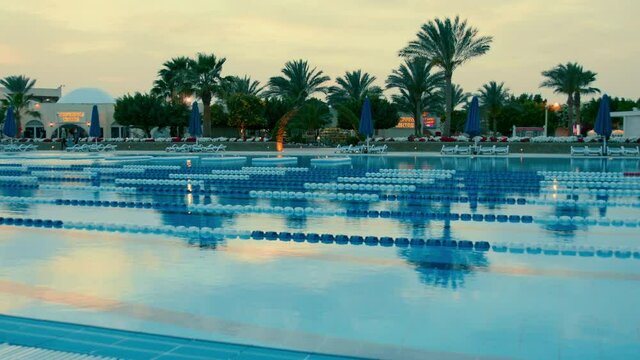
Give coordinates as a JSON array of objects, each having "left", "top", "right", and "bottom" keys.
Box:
[
  {"left": 201, "top": 156, "right": 247, "bottom": 165},
  {"left": 251, "top": 157, "right": 298, "bottom": 166},
  {"left": 310, "top": 157, "right": 352, "bottom": 166}
]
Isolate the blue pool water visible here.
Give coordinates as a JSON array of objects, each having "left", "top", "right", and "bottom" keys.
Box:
[{"left": 1, "top": 153, "right": 639, "bottom": 359}]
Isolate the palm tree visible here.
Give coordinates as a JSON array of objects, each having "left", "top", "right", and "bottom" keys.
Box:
[
  {"left": 0, "top": 75, "right": 40, "bottom": 136},
  {"left": 573, "top": 68, "right": 599, "bottom": 127},
  {"left": 328, "top": 70, "right": 382, "bottom": 104},
  {"left": 386, "top": 57, "right": 443, "bottom": 136},
  {"left": 182, "top": 53, "right": 227, "bottom": 137},
  {"left": 151, "top": 56, "right": 191, "bottom": 101},
  {"left": 265, "top": 59, "right": 330, "bottom": 106},
  {"left": 399, "top": 16, "right": 493, "bottom": 136},
  {"left": 541, "top": 62, "right": 598, "bottom": 130},
  {"left": 224, "top": 76, "right": 265, "bottom": 97},
  {"left": 431, "top": 83, "right": 470, "bottom": 116},
  {"left": 477, "top": 81, "right": 510, "bottom": 133}
]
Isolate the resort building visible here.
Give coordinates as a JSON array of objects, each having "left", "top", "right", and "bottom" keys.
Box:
[
  {"left": 0, "top": 87, "right": 126, "bottom": 139},
  {"left": 611, "top": 108, "right": 640, "bottom": 137}
]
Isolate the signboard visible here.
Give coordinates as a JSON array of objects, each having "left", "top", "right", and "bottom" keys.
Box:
[
  {"left": 57, "top": 112, "right": 85, "bottom": 123},
  {"left": 395, "top": 113, "right": 438, "bottom": 129}
]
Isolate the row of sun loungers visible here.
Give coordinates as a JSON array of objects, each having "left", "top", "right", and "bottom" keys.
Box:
[
  {"left": 165, "top": 144, "right": 227, "bottom": 153},
  {"left": 334, "top": 144, "right": 387, "bottom": 154},
  {"left": 0, "top": 144, "right": 38, "bottom": 152},
  {"left": 441, "top": 145, "right": 510, "bottom": 156},
  {"left": 570, "top": 146, "right": 639, "bottom": 156},
  {"left": 66, "top": 144, "right": 117, "bottom": 152}
]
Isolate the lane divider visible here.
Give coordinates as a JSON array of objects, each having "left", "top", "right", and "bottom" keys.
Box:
[{"left": 0, "top": 216, "right": 638, "bottom": 260}]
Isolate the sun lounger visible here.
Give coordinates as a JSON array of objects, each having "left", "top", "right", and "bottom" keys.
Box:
[
  {"left": 335, "top": 145, "right": 352, "bottom": 154},
  {"left": 441, "top": 145, "right": 457, "bottom": 155},
  {"left": 607, "top": 146, "right": 624, "bottom": 156},
  {"left": 494, "top": 145, "right": 509, "bottom": 155},
  {"left": 166, "top": 144, "right": 191, "bottom": 152},
  {"left": 584, "top": 146, "right": 603, "bottom": 156},
  {"left": 349, "top": 145, "right": 365, "bottom": 154},
  {"left": 623, "top": 146, "right": 639, "bottom": 156},
  {"left": 369, "top": 144, "right": 388, "bottom": 154},
  {"left": 202, "top": 144, "right": 225, "bottom": 153},
  {"left": 477, "top": 145, "right": 495, "bottom": 155},
  {"left": 455, "top": 145, "right": 472, "bottom": 155},
  {"left": 570, "top": 146, "right": 587, "bottom": 156}
]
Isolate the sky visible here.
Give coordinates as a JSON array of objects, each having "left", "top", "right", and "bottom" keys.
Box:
[{"left": 1, "top": 0, "right": 638, "bottom": 103}]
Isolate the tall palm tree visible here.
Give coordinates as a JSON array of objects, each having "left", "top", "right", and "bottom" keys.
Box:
[
  {"left": 182, "top": 53, "right": 227, "bottom": 137},
  {"left": 541, "top": 62, "right": 598, "bottom": 130},
  {"left": 399, "top": 16, "right": 493, "bottom": 136},
  {"left": 328, "top": 70, "right": 382, "bottom": 104},
  {"left": 265, "top": 59, "right": 330, "bottom": 106},
  {"left": 477, "top": 81, "right": 510, "bottom": 133},
  {"left": 0, "top": 75, "right": 40, "bottom": 135},
  {"left": 151, "top": 56, "right": 191, "bottom": 101},
  {"left": 573, "top": 68, "right": 599, "bottom": 127},
  {"left": 386, "top": 57, "right": 443, "bottom": 136}
]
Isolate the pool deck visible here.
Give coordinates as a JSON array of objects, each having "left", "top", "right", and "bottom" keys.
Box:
[
  {"left": 1, "top": 148, "right": 634, "bottom": 159},
  {"left": 0, "top": 314, "right": 366, "bottom": 360}
]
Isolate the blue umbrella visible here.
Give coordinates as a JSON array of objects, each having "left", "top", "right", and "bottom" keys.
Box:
[
  {"left": 188, "top": 102, "right": 202, "bottom": 137},
  {"left": 359, "top": 97, "right": 374, "bottom": 149},
  {"left": 3, "top": 106, "right": 17, "bottom": 139},
  {"left": 89, "top": 105, "right": 101, "bottom": 140},
  {"left": 594, "top": 94, "right": 612, "bottom": 155},
  {"left": 464, "top": 96, "right": 481, "bottom": 138}
]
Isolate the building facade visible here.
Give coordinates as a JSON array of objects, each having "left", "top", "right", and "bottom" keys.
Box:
[{"left": 1, "top": 87, "right": 126, "bottom": 139}]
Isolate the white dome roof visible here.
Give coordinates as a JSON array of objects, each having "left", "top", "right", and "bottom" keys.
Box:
[{"left": 58, "top": 87, "right": 115, "bottom": 104}]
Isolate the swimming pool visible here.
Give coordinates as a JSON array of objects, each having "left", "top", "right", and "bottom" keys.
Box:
[{"left": 1, "top": 153, "right": 639, "bottom": 359}]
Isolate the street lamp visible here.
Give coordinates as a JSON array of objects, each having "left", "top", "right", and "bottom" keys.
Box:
[{"left": 544, "top": 102, "right": 561, "bottom": 136}]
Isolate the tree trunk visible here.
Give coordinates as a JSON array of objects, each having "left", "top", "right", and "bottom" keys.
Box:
[
  {"left": 202, "top": 95, "right": 212, "bottom": 137},
  {"left": 574, "top": 92, "right": 582, "bottom": 128},
  {"left": 443, "top": 73, "right": 453, "bottom": 136},
  {"left": 492, "top": 115, "right": 497, "bottom": 134},
  {"left": 566, "top": 94, "right": 574, "bottom": 131},
  {"left": 415, "top": 101, "right": 422, "bottom": 136}
]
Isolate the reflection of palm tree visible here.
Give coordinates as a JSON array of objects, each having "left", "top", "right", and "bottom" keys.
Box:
[
  {"left": 399, "top": 247, "right": 489, "bottom": 289},
  {"left": 543, "top": 202, "right": 590, "bottom": 238},
  {"left": 0, "top": 187, "right": 36, "bottom": 212}
]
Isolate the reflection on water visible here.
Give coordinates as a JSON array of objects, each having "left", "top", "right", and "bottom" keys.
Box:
[{"left": 398, "top": 247, "right": 489, "bottom": 289}]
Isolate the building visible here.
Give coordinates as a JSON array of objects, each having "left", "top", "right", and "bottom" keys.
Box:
[
  {"left": 1, "top": 87, "right": 126, "bottom": 139},
  {"left": 611, "top": 109, "right": 640, "bottom": 138}
]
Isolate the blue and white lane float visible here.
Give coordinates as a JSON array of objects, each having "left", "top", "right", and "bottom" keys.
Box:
[
  {"left": 168, "top": 173, "right": 250, "bottom": 181},
  {"left": 251, "top": 157, "right": 298, "bottom": 166},
  {"left": 304, "top": 183, "right": 417, "bottom": 192},
  {"left": 310, "top": 157, "right": 352, "bottom": 166},
  {"left": 1, "top": 215, "right": 639, "bottom": 259},
  {"left": 337, "top": 176, "right": 435, "bottom": 185},
  {"left": 248, "top": 190, "right": 379, "bottom": 202}
]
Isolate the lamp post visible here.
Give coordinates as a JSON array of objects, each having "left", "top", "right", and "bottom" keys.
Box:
[{"left": 544, "top": 102, "right": 561, "bottom": 136}]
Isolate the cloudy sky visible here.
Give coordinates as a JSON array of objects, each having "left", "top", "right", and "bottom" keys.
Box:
[{"left": 1, "top": 0, "right": 638, "bottom": 103}]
